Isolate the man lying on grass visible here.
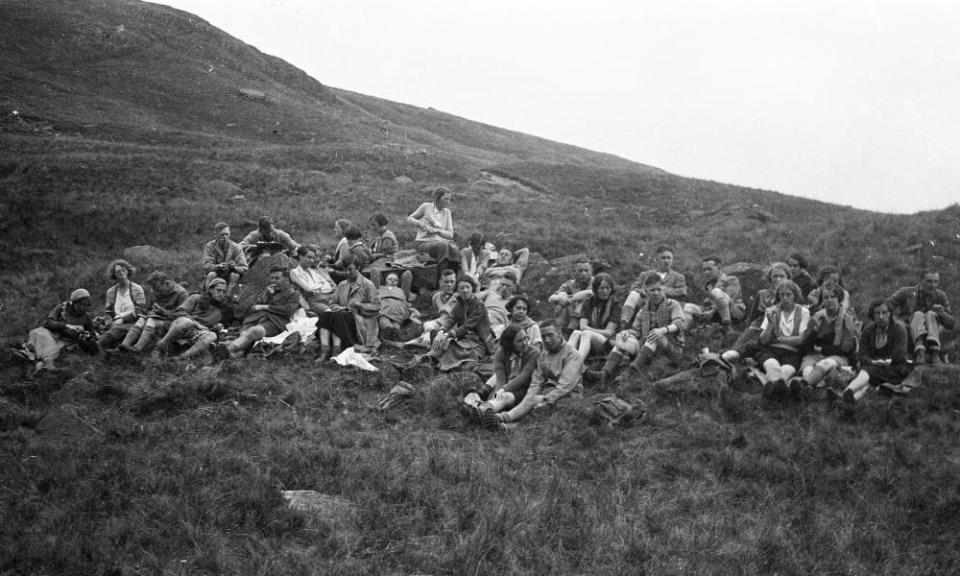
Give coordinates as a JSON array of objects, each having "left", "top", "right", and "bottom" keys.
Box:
[{"left": 481, "top": 320, "right": 584, "bottom": 432}]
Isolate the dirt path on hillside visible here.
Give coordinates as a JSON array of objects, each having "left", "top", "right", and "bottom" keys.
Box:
[{"left": 480, "top": 171, "right": 540, "bottom": 195}]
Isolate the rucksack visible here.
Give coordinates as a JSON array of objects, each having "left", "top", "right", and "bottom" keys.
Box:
[{"left": 591, "top": 394, "right": 645, "bottom": 427}]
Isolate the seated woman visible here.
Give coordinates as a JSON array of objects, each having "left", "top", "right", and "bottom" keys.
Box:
[
  {"left": 829, "top": 299, "right": 913, "bottom": 405},
  {"left": 98, "top": 259, "right": 147, "bottom": 349},
  {"left": 377, "top": 272, "right": 419, "bottom": 342},
  {"left": 407, "top": 186, "right": 459, "bottom": 272},
  {"left": 506, "top": 294, "right": 542, "bottom": 352},
  {"left": 290, "top": 245, "right": 336, "bottom": 314},
  {"left": 119, "top": 271, "right": 189, "bottom": 353},
  {"left": 787, "top": 253, "right": 815, "bottom": 300},
  {"left": 567, "top": 272, "right": 620, "bottom": 361},
  {"left": 461, "top": 325, "right": 539, "bottom": 422},
  {"left": 315, "top": 254, "right": 381, "bottom": 359},
  {"left": 790, "top": 285, "right": 860, "bottom": 398},
  {"left": 19, "top": 289, "right": 97, "bottom": 372},
  {"left": 807, "top": 265, "right": 851, "bottom": 315},
  {"left": 717, "top": 262, "right": 790, "bottom": 367},
  {"left": 754, "top": 280, "right": 811, "bottom": 399},
  {"left": 416, "top": 274, "right": 493, "bottom": 371}
]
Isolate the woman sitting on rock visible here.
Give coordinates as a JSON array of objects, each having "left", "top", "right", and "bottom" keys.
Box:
[{"left": 407, "top": 186, "right": 459, "bottom": 273}]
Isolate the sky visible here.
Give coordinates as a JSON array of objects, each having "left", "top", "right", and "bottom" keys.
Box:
[{"left": 155, "top": 0, "right": 960, "bottom": 214}]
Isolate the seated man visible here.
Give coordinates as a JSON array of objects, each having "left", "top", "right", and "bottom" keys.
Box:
[
  {"left": 889, "top": 269, "right": 954, "bottom": 364},
  {"left": 682, "top": 256, "right": 745, "bottom": 330},
  {"left": 460, "top": 232, "right": 493, "bottom": 282},
  {"left": 19, "top": 289, "right": 97, "bottom": 372},
  {"left": 548, "top": 257, "right": 594, "bottom": 336},
  {"left": 401, "top": 268, "right": 458, "bottom": 348},
  {"left": 203, "top": 221, "right": 248, "bottom": 300},
  {"left": 377, "top": 272, "right": 419, "bottom": 342},
  {"left": 621, "top": 245, "right": 688, "bottom": 326},
  {"left": 483, "top": 246, "right": 530, "bottom": 292},
  {"left": 315, "top": 254, "right": 381, "bottom": 358},
  {"left": 221, "top": 267, "right": 301, "bottom": 358},
  {"left": 790, "top": 285, "right": 859, "bottom": 398},
  {"left": 119, "top": 271, "right": 189, "bottom": 353},
  {"left": 367, "top": 213, "right": 413, "bottom": 292},
  {"left": 289, "top": 245, "right": 336, "bottom": 314},
  {"left": 481, "top": 320, "right": 584, "bottom": 432},
  {"left": 586, "top": 275, "right": 684, "bottom": 386},
  {"left": 239, "top": 216, "right": 300, "bottom": 268},
  {"left": 462, "top": 324, "right": 539, "bottom": 422},
  {"left": 155, "top": 278, "right": 231, "bottom": 360}
]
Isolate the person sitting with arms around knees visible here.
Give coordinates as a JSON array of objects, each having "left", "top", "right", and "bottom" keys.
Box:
[
  {"left": 829, "top": 299, "right": 913, "bottom": 405},
  {"left": 462, "top": 324, "right": 540, "bottom": 423},
  {"left": 377, "top": 272, "right": 418, "bottom": 342},
  {"left": 682, "top": 256, "right": 745, "bottom": 332},
  {"left": 98, "top": 259, "right": 147, "bottom": 350},
  {"left": 806, "top": 265, "right": 851, "bottom": 315},
  {"left": 754, "top": 280, "right": 810, "bottom": 400},
  {"left": 314, "top": 253, "right": 381, "bottom": 359},
  {"left": 219, "top": 266, "right": 300, "bottom": 359},
  {"left": 790, "top": 284, "right": 860, "bottom": 399},
  {"left": 586, "top": 274, "right": 684, "bottom": 387},
  {"left": 787, "top": 252, "right": 815, "bottom": 300},
  {"left": 239, "top": 216, "right": 300, "bottom": 268},
  {"left": 567, "top": 272, "right": 621, "bottom": 361},
  {"left": 415, "top": 274, "right": 493, "bottom": 371},
  {"left": 889, "top": 269, "right": 954, "bottom": 364},
  {"left": 203, "top": 221, "right": 248, "bottom": 301},
  {"left": 481, "top": 320, "right": 584, "bottom": 432},
  {"left": 118, "top": 271, "right": 189, "bottom": 353},
  {"left": 155, "top": 278, "right": 232, "bottom": 360},
  {"left": 19, "top": 289, "right": 97, "bottom": 373},
  {"left": 549, "top": 257, "right": 594, "bottom": 337},
  {"left": 505, "top": 294, "right": 542, "bottom": 352},
  {"left": 407, "top": 186, "right": 459, "bottom": 273},
  {"left": 716, "top": 262, "right": 791, "bottom": 369},
  {"left": 621, "top": 245, "right": 687, "bottom": 327}
]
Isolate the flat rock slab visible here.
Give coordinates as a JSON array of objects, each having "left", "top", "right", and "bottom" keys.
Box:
[{"left": 282, "top": 490, "right": 360, "bottom": 550}]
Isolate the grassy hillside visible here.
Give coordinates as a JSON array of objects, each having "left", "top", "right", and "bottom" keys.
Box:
[{"left": 2, "top": 1, "right": 960, "bottom": 574}]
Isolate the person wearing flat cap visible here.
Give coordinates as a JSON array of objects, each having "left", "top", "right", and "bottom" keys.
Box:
[{"left": 18, "top": 288, "right": 97, "bottom": 372}]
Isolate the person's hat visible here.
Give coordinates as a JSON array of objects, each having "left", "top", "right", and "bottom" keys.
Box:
[
  {"left": 206, "top": 278, "right": 227, "bottom": 292},
  {"left": 70, "top": 288, "right": 91, "bottom": 302}
]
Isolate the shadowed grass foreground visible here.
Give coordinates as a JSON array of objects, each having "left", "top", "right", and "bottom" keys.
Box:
[{"left": 1, "top": 347, "right": 958, "bottom": 575}]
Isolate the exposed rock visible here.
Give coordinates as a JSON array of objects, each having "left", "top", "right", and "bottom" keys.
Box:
[
  {"left": 393, "top": 175, "right": 413, "bottom": 184},
  {"left": 204, "top": 179, "right": 243, "bottom": 198},
  {"left": 282, "top": 490, "right": 359, "bottom": 550},
  {"left": 122, "top": 245, "right": 183, "bottom": 274},
  {"left": 238, "top": 88, "right": 267, "bottom": 102}
]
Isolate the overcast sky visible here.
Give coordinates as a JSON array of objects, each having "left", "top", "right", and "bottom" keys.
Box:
[{"left": 156, "top": 0, "right": 960, "bottom": 214}]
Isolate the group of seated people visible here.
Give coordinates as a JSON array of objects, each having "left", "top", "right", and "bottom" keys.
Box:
[{"left": 14, "top": 190, "right": 955, "bottom": 431}]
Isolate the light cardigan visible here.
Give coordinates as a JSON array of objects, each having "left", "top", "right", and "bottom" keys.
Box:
[{"left": 104, "top": 282, "right": 146, "bottom": 321}]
